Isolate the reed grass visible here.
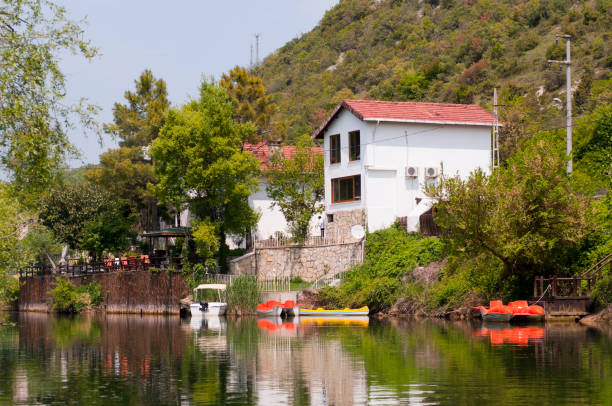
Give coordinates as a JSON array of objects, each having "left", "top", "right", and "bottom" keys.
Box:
[{"left": 226, "top": 275, "right": 261, "bottom": 315}]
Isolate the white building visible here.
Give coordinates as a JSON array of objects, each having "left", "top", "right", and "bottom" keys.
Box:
[
  {"left": 238, "top": 143, "right": 323, "bottom": 245},
  {"left": 313, "top": 99, "right": 497, "bottom": 234}
]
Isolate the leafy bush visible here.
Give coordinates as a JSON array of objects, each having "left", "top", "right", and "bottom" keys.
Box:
[
  {"left": 80, "top": 281, "right": 103, "bottom": 306},
  {"left": 0, "top": 274, "right": 20, "bottom": 307},
  {"left": 51, "top": 277, "right": 86, "bottom": 313},
  {"left": 319, "top": 225, "right": 444, "bottom": 311},
  {"left": 591, "top": 274, "right": 612, "bottom": 307},
  {"left": 226, "top": 275, "right": 261, "bottom": 315},
  {"left": 50, "top": 278, "right": 103, "bottom": 313}
]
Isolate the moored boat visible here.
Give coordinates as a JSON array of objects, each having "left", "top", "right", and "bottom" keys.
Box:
[
  {"left": 190, "top": 284, "right": 227, "bottom": 317},
  {"left": 256, "top": 301, "right": 283, "bottom": 317},
  {"left": 299, "top": 306, "right": 369, "bottom": 317},
  {"left": 473, "top": 300, "right": 545, "bottom": 322},
  {"left": 473, "top": 300, "right": 513, "bottom": 322},
  {"left": 281, "top": 300, "right": 300, "bottom": 317},
  {"left": 508, "top": 300, "right": 545, "bottom": 322}
]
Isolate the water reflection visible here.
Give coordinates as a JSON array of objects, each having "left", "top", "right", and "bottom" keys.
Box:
[{"left": 1, "top": 313, "right": 611, "bottom": 405}]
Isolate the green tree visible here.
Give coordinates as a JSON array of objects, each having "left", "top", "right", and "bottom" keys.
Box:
[
  {"left": 104, "top": 69, "right": 170, "bottom": 147},
  {"left": 220, "top": 66, "right": 277, "bottom": 142},
  {"left": 39, "top": 182, "right": 134, "bottom": 255},
  {"left": 85, "top": 147, "right": 158, "bottom": 231},
  {"left": 0, "top": 0, "right": 97, "bottom": 197},
  {"left": 89, "top": 70, "right": 170, "bottom": 231},
  {"left": 150, "top": 81, "right": 260, "bottom": 266},
  {"left": 265, "top": 135, "right": 324, "bottom": 243},
  {"left": 426, "top": 133, "right": 594, "bottom": 296}
]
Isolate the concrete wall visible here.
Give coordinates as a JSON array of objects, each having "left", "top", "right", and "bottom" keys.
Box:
[
  {"left": 19, "top": 271, "right": 190, "bottom": 314},
  {"left": 323, "top": 108, "right": 492, "bottom": 232},
  {"left": 230, "top": 241, "right": 363, "bottom": 282}
]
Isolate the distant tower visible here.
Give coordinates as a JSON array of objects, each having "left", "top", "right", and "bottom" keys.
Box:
[{"left": 255, "top": 33, "right": 261, "bottom": 65}]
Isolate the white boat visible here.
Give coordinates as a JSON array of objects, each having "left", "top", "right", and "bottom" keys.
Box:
[{"left": 190, "top": 283, "right": 227, "bottom": 317}]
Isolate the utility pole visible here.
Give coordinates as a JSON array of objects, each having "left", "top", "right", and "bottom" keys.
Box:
[
  {"left": 250, "top": 43, "right": 253, "bottom": 67},
  {"left": 255, "top": 33, "right": 261, "bottom": 65},
  {"left": 492, "top": 87, "right": 499, "bottom": 170},
  {"left": 548, "top": 34, "right": 572, "bottom": 175}
]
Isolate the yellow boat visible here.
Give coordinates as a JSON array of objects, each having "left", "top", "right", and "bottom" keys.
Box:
[{"left": 299, "top": 306, "right": 369, "bottom": 317}]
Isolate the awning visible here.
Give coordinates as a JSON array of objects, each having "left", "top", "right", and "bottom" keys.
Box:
[{"left": 141, "top": 227, "right": 191, "bottom": 238}]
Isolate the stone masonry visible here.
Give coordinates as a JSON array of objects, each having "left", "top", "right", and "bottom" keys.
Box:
[
  {"left": 230, "top": 240, "right": 364, "bottom": 282},
  {"left": 324, "top": 209, "right": 365, "bottom": 242}
]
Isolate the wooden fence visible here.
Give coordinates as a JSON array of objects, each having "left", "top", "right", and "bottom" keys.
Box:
[{"left": 534, "top": 252, "right": 612, "bottom": 298}]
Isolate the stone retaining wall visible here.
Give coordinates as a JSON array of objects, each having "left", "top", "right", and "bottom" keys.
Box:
[{"left": 230, "top": 241, "right": 363, "bottom": 282}]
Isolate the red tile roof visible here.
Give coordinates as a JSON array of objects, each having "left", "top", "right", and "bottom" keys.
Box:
[
  {"left": 313, "top": 99, "right": 497, "bottom": 139},
  {"left": 243, "top": 142, "right": 323, "bottom": 170}
]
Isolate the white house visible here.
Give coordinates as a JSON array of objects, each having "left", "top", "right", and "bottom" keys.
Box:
[
  {"left": 234, "top": 142, "right": 324, "bottom": 246},
  {"left": 313, "top": 99, "right": 497, "bottom": 234}
]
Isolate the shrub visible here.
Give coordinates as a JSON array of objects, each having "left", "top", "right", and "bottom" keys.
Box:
[
  {"left": 226, "top": 275, "right": 261, "bottom": 315},
  {"left": 80, "top": 281, "right": 103, "bottom": 306},
  {"left": 591, "top": 274, "right": 612, "bottom": 307},
  {"left": 0, "top": 274, "right": 20, "bottom": 307},
  {"left": 50, "top": 278, "right": 103, "bottom": 312},
  {"left": 50, "top": 277, "right": 86, "bottom": 313}
]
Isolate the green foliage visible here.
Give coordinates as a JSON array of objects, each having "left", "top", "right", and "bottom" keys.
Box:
[
  {"left": 50, "top": 278, "right": 86, "bottom": 313},
  {"left": 0, "top": 0, "right": 98, "bottom": 199},
  {"left": 426, "top": 133, "right": 594, "bottom": 297},
  {"left": 80, "top": 281, "right": 103, "bottom": 306},
  {"left": 0, "top": 275, "right": 20, "bottom": 307},
  {"left": 88, "top": 70, "right": 169, "bottom": 232},
  {"left": 50, "top": 278, "right": 103, "bottom": 313},
  {"left": 255, "top": 0, "right": 612, "bottom": 142},
  {"left": 104, "top": 69, "right": 170, "bottom": 148},
  {"left": 226, "top": 275, "right": 261, "bottom": 315},
  {"left": 151, "top": 81, "right": 260, "bottom": 261},
  {"left": 591, "top": 273, "right": 612, "bottom": 307},
  {"left": 220, "top": 66, "right": 278, "bottom": 142},
  {"left": 39, "top": 182, "right": 135, "bottom": 257},
  {"left": 265, "top": 134, "right": 324, "bottom": 243},
  {"left": 320, "top": 225, "right": 444, "bottom": 312}
]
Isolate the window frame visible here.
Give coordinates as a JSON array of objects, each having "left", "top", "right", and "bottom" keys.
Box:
[
  {"left": 329, "top": 133, "right": 341, "bottom": 165},
  {"left": 331, "top": 175, "right": 361, "bottom": 204},
  {"left": 349, "top": 130, "right": 360, "bottom": 161}
]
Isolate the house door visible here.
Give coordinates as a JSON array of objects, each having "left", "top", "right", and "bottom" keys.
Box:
[{"left": 366, "top": 169, "right": 397, "bottom": 231}]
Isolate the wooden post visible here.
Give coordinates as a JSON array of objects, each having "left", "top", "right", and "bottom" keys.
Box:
[
  {"left": 539, "top": 278, "right": 544, "bottom": 297},
  {"left": 577, "top": 276, "right": 582, "bottom": 297},
  {"left": 534, "top": 277, "right": 538, "bottom": 297},
  {"left": 552, "top": 276, "right": 557, "bottom": 297}
]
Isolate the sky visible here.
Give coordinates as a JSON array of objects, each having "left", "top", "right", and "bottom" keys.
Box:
[{"left": 59, "top": 0, "right": 339, "bottom": 167}]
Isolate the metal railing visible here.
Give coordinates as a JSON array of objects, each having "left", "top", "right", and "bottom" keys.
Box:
[
  {"left": 254, "top": 234, "right": 354, "bottom": 248},
  {"left": 19, "top": 256, "right": 185, "bottom": 278}
]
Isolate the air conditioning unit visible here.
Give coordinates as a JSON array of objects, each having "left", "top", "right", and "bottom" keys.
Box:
[
  {"left": 424, "top": 167, "right": 439, "bottom": 178},
  {"left": 405, "top": 166, "right": 419, "bottom": 178}
]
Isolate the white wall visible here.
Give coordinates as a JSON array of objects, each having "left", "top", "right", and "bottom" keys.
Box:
[{"left": 322, "top": 109, "right": 492, "bottom": 232}]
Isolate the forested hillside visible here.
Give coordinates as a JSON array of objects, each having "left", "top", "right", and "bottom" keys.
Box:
[{"left": 255, "top": 0, "right": 612, "bottom": 142}]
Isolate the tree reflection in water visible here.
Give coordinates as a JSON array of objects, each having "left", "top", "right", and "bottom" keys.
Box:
[{"left": 0, "top": 313, "right": 611, "bottom": 405}]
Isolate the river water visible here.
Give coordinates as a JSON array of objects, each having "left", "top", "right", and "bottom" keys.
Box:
[{"left": 0, "top": 313, "right": 610, "bottom": 405}]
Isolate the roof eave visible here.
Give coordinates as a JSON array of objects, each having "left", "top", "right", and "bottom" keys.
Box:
[{"left": 362, "top": 118, "right": 500, "bottom": 127}]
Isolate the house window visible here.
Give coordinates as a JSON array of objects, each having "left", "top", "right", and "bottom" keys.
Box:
[
  {"left": 349, "top": 130, "right": 360, "bottom": 161},
  {"left": 327, "top": 214, "right": 334, "bottom": 223},
  {"left": 332, "top": 175, "right": 361, "bottom": 203},
  {"left": 330, "top": 134, "right": 340, "bottom": 164}
]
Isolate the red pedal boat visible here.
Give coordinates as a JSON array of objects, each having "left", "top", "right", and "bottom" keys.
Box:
[{"left": 473, "top": 300, "right": 545, "bottom": 322}]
